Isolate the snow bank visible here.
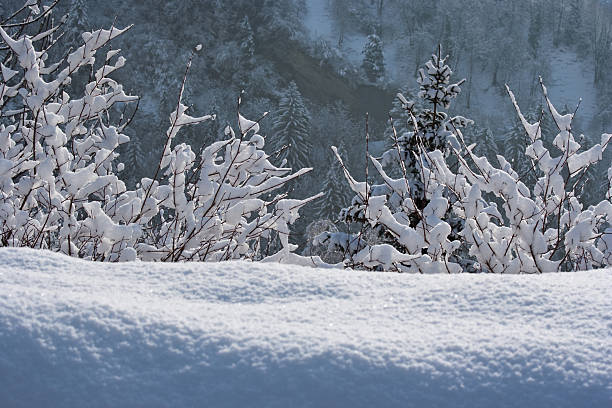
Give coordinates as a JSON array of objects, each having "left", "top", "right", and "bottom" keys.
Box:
[{"left": 0, "top": 248, "right": 610, "bottom": 408}]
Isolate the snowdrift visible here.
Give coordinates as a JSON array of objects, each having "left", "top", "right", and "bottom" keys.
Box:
[{"left": 0, "top": 248, "right": 610, "bottom": 407}]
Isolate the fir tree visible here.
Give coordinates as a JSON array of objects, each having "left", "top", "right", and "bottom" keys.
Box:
[
  {"left": 383, "top": 46, "right": 471, "bottom": 202},
  {"left": 335, "top": 47, "right": 471, "bottom": 266},
  {"left": 65, "top": 0, "right": 90, "bottom": 49},
  {"left": 465, "top": 125, "right": 500, "bottom": 164},
  {"left": 238, "top": 15, "right": 255, "bottom": 60},
  {"left": 271, "top": 81, "right": 312, "bottom": 170},
  {"left": 362, "top": 34, "right": 385, "bottom": 82}
]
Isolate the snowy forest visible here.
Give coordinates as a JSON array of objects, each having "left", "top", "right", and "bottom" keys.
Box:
[{"left": 1, "top": 0, "right": 612, "bottom": 272}]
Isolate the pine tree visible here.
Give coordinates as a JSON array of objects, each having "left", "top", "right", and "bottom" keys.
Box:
[
  {"left": 465, "top": 125, "right": 500, "bottom": 164},
  {"left": 362, "top": 34, "right": 385, "bottom": 82},
  {"left": 65, "top": 0, "right": 90, "bottom": 49},
  {"left": 332, "top": 47, "right": 471, "bottom": 268},
  {"left": 384, "top": 46, "right": 471, "bottom": 201},
  {"left": 271, "top": 81, "right": 312, "bottom": 170},
  {"left": 528, "top": 6, "right": 542, "bottom": 56},
  {"left": 238, "top": 15, "right": 255, "bottom": 60}
]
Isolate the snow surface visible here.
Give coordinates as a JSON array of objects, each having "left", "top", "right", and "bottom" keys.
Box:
[
  {"left": 548, "top": 48, "right": 598, "bottom": 124},
  {"left": 0, "top": 248, "right": 611, "bottom": 408}
]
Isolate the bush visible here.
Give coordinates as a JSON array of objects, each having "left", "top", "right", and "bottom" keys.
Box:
[
  {"left": 319, "top": 49, "right": 612, "bottom": 273},
  {"left": 0, "top": 3, "right": 320, "bottom": 264}
]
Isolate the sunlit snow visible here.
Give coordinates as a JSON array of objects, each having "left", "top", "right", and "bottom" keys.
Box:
[{"left": 1, "top": 248, "right": 610, "bottom": 407}]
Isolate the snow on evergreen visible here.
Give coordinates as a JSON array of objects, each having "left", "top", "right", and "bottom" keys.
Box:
[
  {"left": 318, "top": 48, "right": 470, "bottom": 272},
  {"left": 271, "top": 81, "right": 313, "bottom": 170},
  {"left": 362, "top": 33, "right": 385, "bottom": 82}
]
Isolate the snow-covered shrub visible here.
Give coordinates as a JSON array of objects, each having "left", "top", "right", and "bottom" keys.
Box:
[
  {"left": 316, "top": 48, "right": 468, "bottom": 273},
  {"left": 423, "top": 80, "right": 612, "bottom": 272},
  {"left": 320, "top": 47, "right": 611, "bottom": 273},
  {"left": 0, "top": 4, "right": 319, "bottom": 263},
  {"left": 130, "top": 89, "right": 321, "bottom": 262},
  {"left": 0, "top": 9, "right": 139, "bottom": 260}
]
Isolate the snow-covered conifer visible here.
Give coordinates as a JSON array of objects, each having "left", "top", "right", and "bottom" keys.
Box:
[
  {"left": 271, "top": 81, "right": 312, "bottom": 170},
  {"left": 362, "top": 34, "right": 385, "bottom": 82},
  {"left": 317, "top": 47, "right": 470, "bottom": 273},
  {"left": 238, "top": 15, "right": 255, "bottom": 59}
]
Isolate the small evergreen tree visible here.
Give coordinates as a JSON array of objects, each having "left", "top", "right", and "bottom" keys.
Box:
[
  {"left": 66, "top": 0, "right": 90, "bottom": 49},
  {"left": 271, "top": 81, "right": 312, "bottom": 170},
  {"left": 382, "top": 46, "right": 471, "bottom": 206},
  {"left": 319, "top": 47, "right": 471, "bottom": 272},
  {"left": 362, "top": 34, "right": 385, "bottom": 82},
  {"left": 528, "top": 6, "right": 542, "bottom": 56},
  {"left": 238, "top": 15, "right": 255, "bottom": 60}
]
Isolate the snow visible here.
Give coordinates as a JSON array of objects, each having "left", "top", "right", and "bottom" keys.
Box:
[
  {"left": 1, "top": 248, "right": 611, "bottom": 407},
  {"left": 304, "top": 0, "right": 380, "bottom": 67},
  {"left": 304, "top": 0, "right": 335, "bottom": 42},
  {"left": 548, "top": 49, "right": 598, "bottom": 124}
]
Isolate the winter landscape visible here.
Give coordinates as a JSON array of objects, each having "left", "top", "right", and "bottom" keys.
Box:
[{"left": 1, "top": 0, "right": 611, "bottom": 406}]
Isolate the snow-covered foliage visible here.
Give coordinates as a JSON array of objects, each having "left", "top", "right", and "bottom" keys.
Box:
[
  {"left": 0, "top": 4, "right": 318, "bottom": 263},
  {"left": 423, "top": 80, "right": 612, "bottom": 272},
  {"left": 321, "top": 46, "right": 612, "bottom": 273},
  {"left": 361, "top": 33, "right": 384, "bottom": 82},
  {"left": 0, "top": 12, "right": 138, "bottom": 259},
  {"left": 317, "top": 48, "right": 469, "bottom": 272},
  {"left": 271, "top": 81, "right": 312, "bottom": 170}
]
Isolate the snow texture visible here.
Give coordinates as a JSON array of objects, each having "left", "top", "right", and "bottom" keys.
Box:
[{"left": 0, "top": 248, "right": 610, "bottom": 408}]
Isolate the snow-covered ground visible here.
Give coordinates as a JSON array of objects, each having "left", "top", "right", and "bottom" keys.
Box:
[
  {"left": 305, "top": 0, "right": 403, "bottom": 76},
  {"left": 1, "top": 248, "right": 610, "bottom": 407},
  {"left": 547, "top": 48, "right": 599, "bottom": 124}
]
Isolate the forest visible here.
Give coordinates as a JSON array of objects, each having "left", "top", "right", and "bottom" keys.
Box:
[{"left": 1, "top": 0, "right": 611, "bottom": 272}]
